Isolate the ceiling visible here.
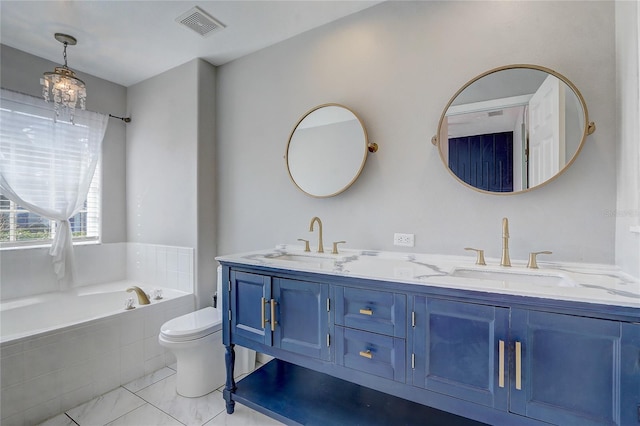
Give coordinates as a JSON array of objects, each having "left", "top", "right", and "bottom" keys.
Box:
[{"left": 0, "top": 1, "right": 383, "bottom": 87}]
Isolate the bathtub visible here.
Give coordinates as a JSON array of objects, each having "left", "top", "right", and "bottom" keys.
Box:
[{"left": 0, "top": 280, "right": 194, "bottom": 425}]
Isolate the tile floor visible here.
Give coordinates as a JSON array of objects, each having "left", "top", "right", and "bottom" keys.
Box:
[{"left": 38, "top": 364, "right": 283, "bottom": 426}]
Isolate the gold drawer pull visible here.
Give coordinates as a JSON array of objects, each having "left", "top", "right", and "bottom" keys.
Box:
[
  {"left": 515, "top": 341, "right": 522, "bottom": 390},
  {"left": 359, "top": 308, "right": 373, "bottom": 316},
  {"left": 498, "top": 340, "right": 505, "bottom": 388},
  {"left": 359, "top": 350, "right": 373, "bottom": 359}
]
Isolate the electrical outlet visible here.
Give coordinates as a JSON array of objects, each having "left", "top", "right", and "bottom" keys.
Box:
[{"left": 393, "top": 233, "right": 415, "bottom": 247}]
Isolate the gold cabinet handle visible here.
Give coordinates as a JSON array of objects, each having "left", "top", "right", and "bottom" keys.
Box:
[
  {"left": 515, "top": 341, "right": 522, "bottom": 390},
  {"left": 359, "top": 350, "right": 373, "bottom": 359},
  {"left": 270, "top": 299, "right": 277, "bottom": 332},
  {"left": 261, "top": 297, "right": 268, "bottom": 329},
  {"left": 498, "top": 340, "right": 505, "bottom": 388},
  {"left": 359, "top": 308, "right": 373, "bottom": 315}
]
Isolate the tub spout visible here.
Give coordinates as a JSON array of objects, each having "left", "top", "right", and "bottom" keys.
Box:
[{"left": 126, "top": 286, "right": 150, "bottom": 305}]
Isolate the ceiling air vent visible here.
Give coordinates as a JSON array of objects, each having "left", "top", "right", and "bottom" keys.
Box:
[{"left": 176, "top": 6, "right": 225, "bottom": 37}]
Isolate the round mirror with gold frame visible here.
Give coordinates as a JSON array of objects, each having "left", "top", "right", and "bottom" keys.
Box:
[
  {"left": 432, "top": 64, "right": 595, "bottom": 194},
  {"left": 286, "top": 103, "right": 376, "bottom": 198}
]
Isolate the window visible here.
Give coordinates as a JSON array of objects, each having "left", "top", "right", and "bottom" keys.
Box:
[
  {"left": 0, "top": 164, "right": 100, "bottom": 246},
  {"left": 0, "top": 89, "right": 104, "bottom": 249}
]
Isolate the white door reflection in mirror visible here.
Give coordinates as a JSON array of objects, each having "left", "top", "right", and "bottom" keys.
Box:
[
  {"left": 286, "top": 104, "right": 369, "bottom": 197},
  {"left": 529, "top": 75, "right": 565, "bottom": 187}
]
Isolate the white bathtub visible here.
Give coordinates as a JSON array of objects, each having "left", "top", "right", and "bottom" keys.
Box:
[
  {"left": 1, "top": 281, "right": 189, "bottom": 344},
  {"left": 0, "top": 281, "right": 194, "bottom": 425}
]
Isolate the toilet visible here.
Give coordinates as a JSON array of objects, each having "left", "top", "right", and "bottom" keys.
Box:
[
  {"left": 159, "top": 307, "right": 225, "bottom": 397},
  {"left": 158, "top": 267, "right": 255, "bottom": 397}
]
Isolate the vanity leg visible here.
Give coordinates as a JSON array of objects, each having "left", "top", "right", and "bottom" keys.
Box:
[{"left": 223, "top": 344, "right": 236, "bottom": 414}]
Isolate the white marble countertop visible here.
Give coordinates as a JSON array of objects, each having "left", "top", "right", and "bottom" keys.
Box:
[{"left": 216, "top": 245, "right": 640, "bottom": 309}]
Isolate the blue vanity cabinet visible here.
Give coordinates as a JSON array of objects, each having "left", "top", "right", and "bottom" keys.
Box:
[
  {"left": 222, "top": 261, "right": 639, "bottom": 425},
  {"left": 229, "top": 270, "right": 330, "bottom": 360},
  {"left": 411, "top": 296, "right": 510, "bottom": 410},
  {"left": 510, "top": 309, "right": 640, "bottom": 426}
]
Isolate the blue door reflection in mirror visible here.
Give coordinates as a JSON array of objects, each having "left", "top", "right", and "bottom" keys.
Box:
[{"left": 449, "top": 132, "right": 513, "bottom": 192}]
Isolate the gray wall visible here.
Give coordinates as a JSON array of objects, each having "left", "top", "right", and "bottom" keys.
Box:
[
  {"left": 615, "top": 0, "right": 640, "bottom": 278},
  {"left": 216, "top": 1, "right": 618, "bottom": 265},
  {"left": 126, "top": 58, "right": 217, "bottom": 307},
  {"left": 0, "top": 45, "right": 128, "bottom": 244}
]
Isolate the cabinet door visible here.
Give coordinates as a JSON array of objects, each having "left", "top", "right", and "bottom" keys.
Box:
[
  {"left": 272, "top": 278, "right": 330, "bottom": 361},
  {"left": 511, "top": 310, "right": 639, "bottom": 426},
  {"left": 230, "top": 270, "right": 272, "bottom": 347},
  {"left": 412, "top": 297, "right": 509, "bottom": 410}
]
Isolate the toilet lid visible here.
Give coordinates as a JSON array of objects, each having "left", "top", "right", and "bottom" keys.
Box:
[{"left": 160, "top": 307, "right": 222, "bottom": 340}]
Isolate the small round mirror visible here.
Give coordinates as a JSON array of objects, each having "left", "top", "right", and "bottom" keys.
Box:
[
  {"left": 433, "top": 65, "right": 595, "bottom": 194},
  {"left": 286, "top": 104, "right": 370, "bottom": 197}
]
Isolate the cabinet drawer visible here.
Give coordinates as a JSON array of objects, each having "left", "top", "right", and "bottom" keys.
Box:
[
  {"left": 336, "top": 326, "right": 405, "bottom": 382},
  {"left": 335, "top": 287, "right": 406, "bottom": 337}
]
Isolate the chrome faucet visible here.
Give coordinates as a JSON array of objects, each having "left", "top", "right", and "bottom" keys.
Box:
[
  {"left": 309, "top": 216, "right": 324, "bottom": 253},
  {"left": 500, "top": 217, "right": 511, "bottom": 267},
  {"left": 126, "top": 286, "right": 150, "bottom": 305}
]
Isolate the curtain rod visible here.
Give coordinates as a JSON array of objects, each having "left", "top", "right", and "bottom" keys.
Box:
[{"left": 109, "top": 114, "right": 131, "bottom": 123}]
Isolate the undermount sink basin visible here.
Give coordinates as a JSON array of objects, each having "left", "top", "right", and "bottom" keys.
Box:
[
  {"left": 271, "top": 253, "right": 334, "bottom": 262},
  {"left": 450, "top": 267, "right": 577, "bottom": 287},
  {"left": 262, "top": 252, "right": 342, "bottom": 268}
]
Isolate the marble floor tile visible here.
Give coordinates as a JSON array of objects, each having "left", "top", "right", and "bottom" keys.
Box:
[
  {"left": 105, "top": 403, "right": 182, "bottom": 426},
  {"left": 203, "top": 398, "right": 284, "bottom": 426},
  {"left": 66, "top": 387, "right": 145, "bottom": 425},
  {"left": 135, "top": 375, "right": 226, "bottom": 426},
  {"left": 123, "top": 367, "right": 175, "bottom": 393},
  {"left": 37, "top": 413, "right": 77, "bottom": 426}
]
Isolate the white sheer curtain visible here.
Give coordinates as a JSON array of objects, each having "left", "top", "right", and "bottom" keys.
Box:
[{"left": 0, "top": 88, "right": 108, "bottom": 288}]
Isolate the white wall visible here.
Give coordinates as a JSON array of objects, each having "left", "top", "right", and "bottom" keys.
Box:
[
  {"left": 126, "top": 59, "right": 216, "bottom": 307},
  {"left": 217, "top": 1, "right": 618, "bottom": 265},
  {"left": 615, "top": 0, "right": 640, "bottom": 279}
]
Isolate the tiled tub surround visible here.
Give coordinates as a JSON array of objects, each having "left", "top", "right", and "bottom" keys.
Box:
[
  {"left": 0, "top": 243, "right": 196, "bottom": 426},
  {"left": 0, "top": 243, "right": 194, "bottom": 301},
  {"left": 231, "top": 245, "right": 640, "bottom": 308},
  {"left": 126, "top": 243, "right": 194, "bottom": 294}
]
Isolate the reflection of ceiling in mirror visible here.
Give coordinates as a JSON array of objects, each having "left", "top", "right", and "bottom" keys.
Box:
[
  {"left": 448, "top": 105, "right": 526, "bottom": 138},
  {"left": 297, "top": 106, "right": 357, "bottom": 129},
  {"left": 452, "top": 68, "right": 547, "bottom": 105}
]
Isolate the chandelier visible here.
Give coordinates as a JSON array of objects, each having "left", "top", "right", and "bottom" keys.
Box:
[{"left": 41, "top": 33, "right": 86, "bottom": 123}]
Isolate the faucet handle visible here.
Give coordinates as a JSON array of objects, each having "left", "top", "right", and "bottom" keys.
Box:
[
  {"left": 332, "top": 241, "right": 347, "bottom": 254},
  {"left": 464, "top": 247, "right": 486, "bottom": 265},
  {"left": 527, "top": 251, "right": 552, "bottom": 269},
  {"left": 297, "top": 239, "right": 311, "bottom": 252}
]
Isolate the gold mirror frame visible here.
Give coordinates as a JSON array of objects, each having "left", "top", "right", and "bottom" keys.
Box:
[
  {"left": 432, "top": 64, "right": 596, "bottom": 195},
  {"left": 285, "top": 103, "right": 377, "bottom": 198}
]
